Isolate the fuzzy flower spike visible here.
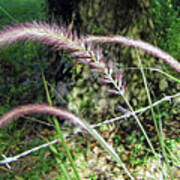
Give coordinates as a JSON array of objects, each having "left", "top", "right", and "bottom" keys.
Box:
[
  {"left": 0, "top": 104, "right": 90, "bottom": 134},
  {"left": 0, "top": 22, "right": 179, "bottom": 95},
  {"left": 0, "top": 22, "right": 109, "bottom": 74},
  {"left": 0, "top": 22, "right": 88, "bottom": 62},
  {"left": 0, "top": 22, "right": 123, "bottom": 91},
  {"left": 0, "top": 104, "right": 135, "bottom": 180},
  {"left": 0, "top": 23, "right": 106, "bottom": 67},
  {"left": 84, "top": 35, "right": 180, "bottom": 72},
  {"left": 1, "top": 22, "right": 179, "bottom": 72}
]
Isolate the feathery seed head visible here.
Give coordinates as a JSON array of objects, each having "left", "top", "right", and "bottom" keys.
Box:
[
  {"left": 0, "top": 22, "right": 126, "bottom": 96},
  {"left": 84, "top": 35, "right": 180, "bottom": 72},
  {"left": 0, "top": 104, "right": 90, "bottom": 133}
]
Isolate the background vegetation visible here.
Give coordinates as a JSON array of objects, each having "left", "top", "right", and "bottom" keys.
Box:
[{"left": 0, "top": 0, "right": 179, "bottom": 179}]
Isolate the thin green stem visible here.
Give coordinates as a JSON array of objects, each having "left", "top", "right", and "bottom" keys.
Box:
[
  {"left": 136, "top": 49, "right": 174, "bottom": 180},
  {"left": 157, "top": 70, "right": 180, "bottom": 83},
  {"left": 49, "top": 144, "right": 72, "bottom": 180},
  {"left": 41, "top": 70, "right": 134, "bottom": 179},
  {"left": 122, "top": 67, "right": 180, "bottom": 83},
  {"left": 41, "top": 70, "right": 80, "bottom": 180},
  {"left": 108, "top": 74, "right": 157, "bottom": 156},
  {"left": 0, "top": 6, "right": 18, "bottom": 23}
]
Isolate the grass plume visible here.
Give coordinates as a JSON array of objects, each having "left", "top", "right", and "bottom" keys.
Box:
[
  {"left": 0, "top": 22, "right": 179, "bottom": 179},
  {"left": 0, "top": 104, "right": 134, "bottom": 179},
  {"left": 0, "top": 104, "right": 89, "bottom": 133},
  {"left": 0, "top": 22, "right": 179, "bottom": 72},
  {"left": 84, "top": 35, "right": 180, "bottom": 72}
]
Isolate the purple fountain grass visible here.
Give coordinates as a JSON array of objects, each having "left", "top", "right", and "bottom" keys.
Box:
[
  {"left": 1, "top": 22, "right": 179, "bottom": 73},
  {"left": 0, "top": 104, "right": 134, "bottom": 179},
  {"left": 84, "top": 35, "right": 180, "bottom": 72},
  {"left": 0, "top": 104, "right": 90, "bottom": 133},
  {"left": 0, "top": 22, "right": 87, "bottom": 60},
  {"left": 0, "top": 22, "right": 125, "bottom": 93},
  {"left": 0, "top": 22, "right": 178, "bottom": 96},
  {"left": 0, "top": 22, "right": 104, "bottom": 67},
  {"left": 0, "top": 22, "right": 110, "bottom": 79}
]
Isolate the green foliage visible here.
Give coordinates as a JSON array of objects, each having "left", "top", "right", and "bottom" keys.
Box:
[
  {"left": 0, "top": 0, "right": 48, "bottom": 110},
  {"left": 0, "top": 2, "right": 54, "bottom": 178},
  {"left": 152, "top": 0, "right": 180, "bottom": 60},
  {"left": 115, "top": 133, "right": 148, "bottom": 168},
  {"left": 0, "top": 0, "right": 180, "bottom": 179},
  {"left": 165, "top": 138, "right": 179, "bottom": 151},
  {"left": 67, "top": 70, "right": 97, "bottom": 117},
  {"left": 0, "top": 43, "right": 47, "bottom": 106},
  {"left": 0, "top": 128, "right": 68, "bottom": 180},
  {"left": 0, "top": 0, "right": 46, "bottom": 27},
  {"left": 92, "top": 25, "right": 102, "bottom": 35}
]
